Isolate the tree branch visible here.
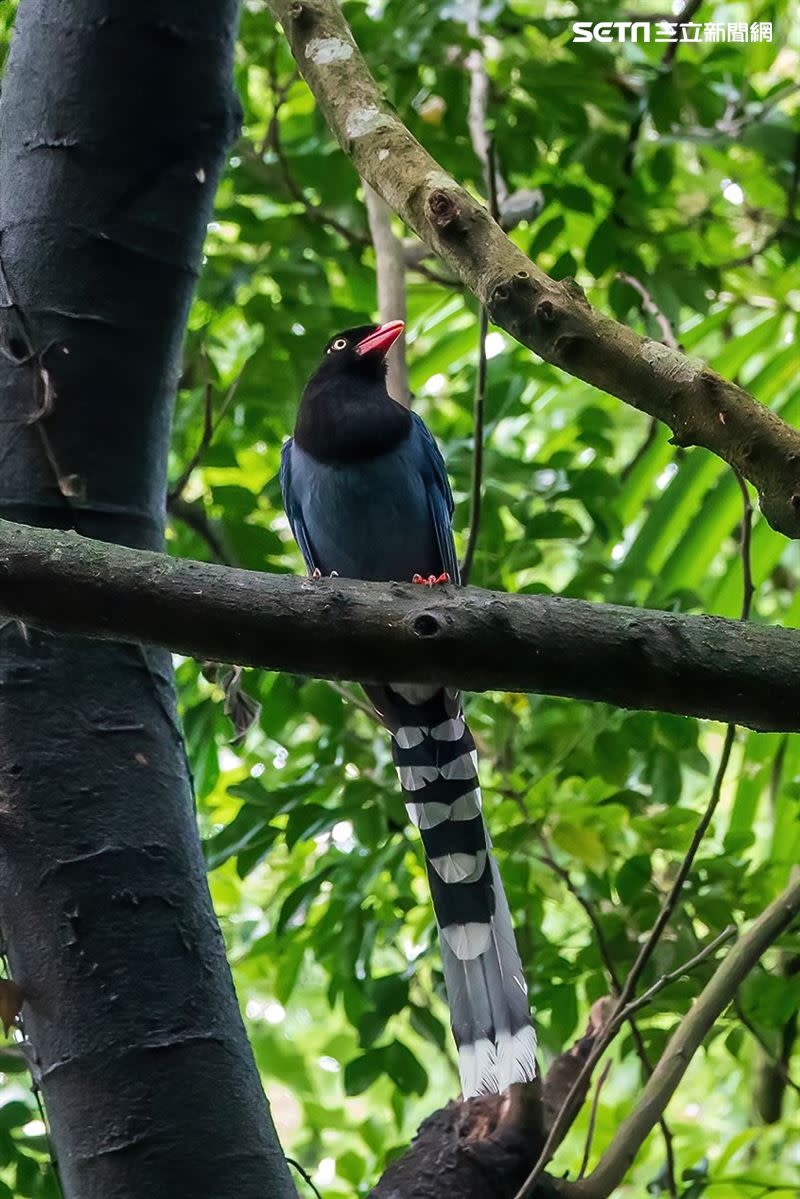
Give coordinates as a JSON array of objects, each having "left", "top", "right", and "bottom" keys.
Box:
[
  {"left": 363, "top": 182, "right": 409, "bottom": 404},
  {"left": 460, "top": 134, "right": 498, "bottom": 586},
  {"left": 561, "top": 875, "right": 800, "bottom": 1199},
  {"left": 577, "top": 1063, "right": 611, "bottom": 1181},
  {"left": 266, "top": 0, "right": 800, "bottom": 540},
  {"left": 3, "top": 520, "right": 800, "bottom": 730},
  {"left": 461, "top": 304, "right": 488, "bottom": 585}
]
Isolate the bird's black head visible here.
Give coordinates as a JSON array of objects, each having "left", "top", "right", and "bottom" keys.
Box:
[
  {"left": 294, "top": 320, "right": 410, "bottom": 464},
  {"left": 313, "top": 320, "right": 405, "bottom": 383}
]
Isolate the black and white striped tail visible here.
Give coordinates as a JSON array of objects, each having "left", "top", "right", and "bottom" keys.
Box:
[{"left": 364, "top": 681, "right": 537, "bottom": 1098}]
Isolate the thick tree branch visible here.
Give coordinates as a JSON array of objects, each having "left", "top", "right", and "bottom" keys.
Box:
[
  {"left": 1, "top": 519, "right": 800, "bottom": 731},
  {"left": 267, "top": 0, "right": 800, "bottom": 540},
  {"left": 367, "top": 1010, "right": 611, "bottom": 1199},
  {"left": 562, "top": 875, "right": 800, "bottom": 1199}
]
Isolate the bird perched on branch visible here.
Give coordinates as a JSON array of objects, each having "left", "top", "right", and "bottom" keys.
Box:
[{"left": 281, "top": 320, "right": 536, "bottom": 1097}]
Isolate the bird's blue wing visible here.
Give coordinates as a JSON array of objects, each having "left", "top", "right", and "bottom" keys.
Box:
[
  {"left": 280, "top": 438, "right": 319, "bottom": 574},
  {"left": 411, "top": 412, "right": 460, "bottom": 584}
]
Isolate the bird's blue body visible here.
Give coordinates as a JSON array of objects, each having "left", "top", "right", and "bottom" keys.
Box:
[
  {"left": 283, "top": 415, "right": 450, "bottom": 583},
  {"left": 281, "top": 322, "right": 535, "bottom": 1097}
]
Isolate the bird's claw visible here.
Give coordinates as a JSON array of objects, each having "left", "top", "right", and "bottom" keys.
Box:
[
  {"left": 412, "top": 572, "right": 450, "bottom": 586},
  {"left": 310, "top": 568, "right": 339, "bottom": 579}
]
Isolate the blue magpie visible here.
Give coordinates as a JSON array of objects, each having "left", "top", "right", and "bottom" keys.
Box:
[{"left": 281, "top": 320, "right": 536, "bottom": 1096}]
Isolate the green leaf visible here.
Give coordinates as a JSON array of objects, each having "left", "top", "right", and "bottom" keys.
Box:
[
  {"left": 584, "top": 218, "right": 616, "bottom": 277},
  {"left": 526, "top": 510, "right": 584, "bottom": 540},
  {"left": 616, "top": 854, "right": 651, "bottom": 905},
  {"left": 551, "top": 822, "right": 606, "bottom": 871},
  {"left": 384, "top": 1040, "right": 428, "bottom": 1095},
  {"left": 409, "top": 1003, "right": 447, "bottom": 1050},
  {"left": 0, "top": 1100, "right": 31, "bottom": 1129},
  {"left": 344, "top": 1048, "right": 387, "bottom": 1096}
]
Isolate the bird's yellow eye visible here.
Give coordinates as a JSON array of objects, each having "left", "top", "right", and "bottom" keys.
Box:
[{"left": 331, "top": 337, "right": 348, "bottom": 352}]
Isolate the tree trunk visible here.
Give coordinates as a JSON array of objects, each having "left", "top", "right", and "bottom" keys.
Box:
[{"left": 0, "top": 3, "right": 295, "bottom": 1197}]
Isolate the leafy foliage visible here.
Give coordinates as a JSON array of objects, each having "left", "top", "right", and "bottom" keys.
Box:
[{"left": 2, "top": 0, "right": 800, "bottom": 1195}]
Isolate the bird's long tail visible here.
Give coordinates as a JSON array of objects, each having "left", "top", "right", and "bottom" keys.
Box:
[{"left": 364, "top": 681, "right": 537, "bottom": 1098}]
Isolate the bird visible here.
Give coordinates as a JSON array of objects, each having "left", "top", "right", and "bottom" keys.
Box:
[{"left": 280, "top": 319, "right": 536, "bottom": 1097}]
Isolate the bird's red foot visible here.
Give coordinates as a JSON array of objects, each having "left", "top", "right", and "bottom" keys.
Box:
[
  {"left": 311, "top": 568, "right": 339, "bottom": 580},
  {"left": 412, "top": 572, "right": 450, "bottom": 586}
]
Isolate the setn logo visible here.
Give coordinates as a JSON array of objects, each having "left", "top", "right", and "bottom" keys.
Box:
[{"left": 572, "top": 22, "right": 654, "bottom": 41}]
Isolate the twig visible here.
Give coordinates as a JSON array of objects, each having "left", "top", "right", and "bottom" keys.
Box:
[
  {"left": 166, "top": 495, "right": 236, "bottom": 565},
  {"left": 537, "top": 846, "right": 620, "bottom": 989},
  {"left": 261, "top": 50, "right": 300, "bottom": 157},
  {"left": 616, "top": 926, "right": 737, "bottom": 1025},
  {"left": 617, "top": 271, "right": 677, "bottom": 483},
  {"left": 326, "top": 679, "right": 382, "bottom": 723},
  {"left": 169, "top": 359, "right": 245, "bottom": 501},
  {"left": 624, "top": 727, "right": 736, "bottom": 993},
  {"left": 577, "top": 1062, "right": 611, "bottom": 1181},
  {"left": 286, "top": 1156, "right": 324, "bottom": 1199},
  {"left": 615, "top": 273, "right": 679, "bottom": 351},
  {"left": 751, "top": 740, "right": 798, "bottom": 1122},
  {"left": 661, "top": 0, "right": 703, "bottom": 66},
  {"left": 259, "top": 57, "right": 455, "bottom": 290},
  {"left": 243, "top": 134, "right": 456, "bottom": 287},
  {"left": 260, "top": 55, "right": 368, "bottom": 247},
  {"left": 619, "top": 415, "right": 659, "bottom": 484},
  {"left": 734, "top": 470, "right": 754, "bottom": 620}
]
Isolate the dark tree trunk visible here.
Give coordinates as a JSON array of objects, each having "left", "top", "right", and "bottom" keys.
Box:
[{"left": 0, "top": 3, "right": 295, "bottom": 1197}]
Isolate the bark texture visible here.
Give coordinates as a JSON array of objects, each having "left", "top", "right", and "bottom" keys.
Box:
[
  {"left": 268, "top": 0, "right": 800, "bottom": 540},
  {"left": 367, "top": 1089, "right": 557, "bottom": 1199},
  {"left": 0, "top": 519, "right": 799, "bottom": 732},
  {"left": 0, "top": 3, "right": 295, "bottom": 1197}
]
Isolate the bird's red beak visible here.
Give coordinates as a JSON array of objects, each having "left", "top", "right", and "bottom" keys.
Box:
[{"left": 354, "top": 320, "right": 405, "bottom": 358}]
